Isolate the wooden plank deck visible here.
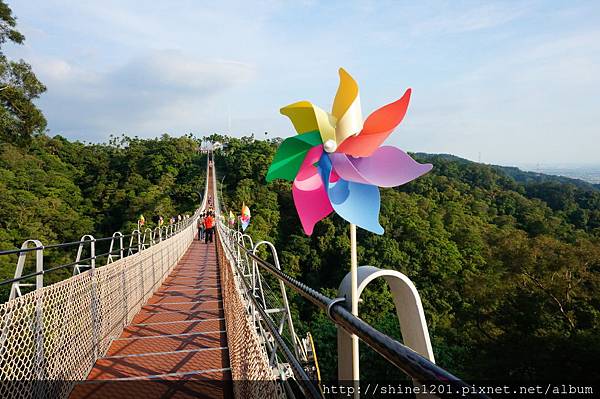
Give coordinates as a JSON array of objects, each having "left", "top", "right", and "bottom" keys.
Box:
[{"left": 70, "top": 238, "right": 233, "bottom": 399}]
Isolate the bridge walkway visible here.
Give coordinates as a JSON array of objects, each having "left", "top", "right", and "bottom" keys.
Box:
[
  {"left": 71, "top": 240, "right": 232, "bottom": 398},
  {"left": 71, "top": 172, "right": 232, "bottom": 398}
]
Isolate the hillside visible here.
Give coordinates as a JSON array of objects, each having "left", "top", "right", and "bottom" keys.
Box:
[
  {"left": 216, "top": 136, "right": 600, "bottom": 382},
  {"left": 0, "top": 134, "right": 206, "bottom": 300},
  {"left": 1, "top": 133, "right": 599, "bottom": 383},
  {"left": 415, "top": 152, "right": 600, "bottom": 192}
]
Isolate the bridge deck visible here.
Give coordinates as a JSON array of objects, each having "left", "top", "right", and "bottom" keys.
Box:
[{"left": 71, "top": 239, "right": 233, "bottom": 399}]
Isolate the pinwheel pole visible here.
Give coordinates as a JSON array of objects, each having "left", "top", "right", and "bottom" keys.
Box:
[{"left": 349, "top": 223, "right": 360, "bottom": 386}]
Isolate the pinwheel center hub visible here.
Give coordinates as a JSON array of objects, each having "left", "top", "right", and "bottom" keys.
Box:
[{"left": 323, "top": 139, "right": 337, "bottom": 153}]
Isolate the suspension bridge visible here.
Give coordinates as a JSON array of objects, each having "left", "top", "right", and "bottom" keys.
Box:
[{"left": 0, "top": 153, "right": 489, "bottom": 399}]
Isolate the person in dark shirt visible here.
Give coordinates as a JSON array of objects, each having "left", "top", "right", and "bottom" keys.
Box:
[{"left": 197, "top": 213, "right": 205, "bottom": 241}]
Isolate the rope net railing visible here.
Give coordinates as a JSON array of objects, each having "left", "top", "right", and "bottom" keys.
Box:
[
  {"left": 0, "top": 220, "right": 198, "bottom": 398},
  {"left": 0, "top": 159, "right": 210, "bottom": 399},
  {"left": 216, "top": 230, "right": 280, "bottom": 399}
]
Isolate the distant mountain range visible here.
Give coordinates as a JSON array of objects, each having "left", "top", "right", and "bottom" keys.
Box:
[
  {"left": 522, "top": 166, "right": 600, "bottom": 185},
  {"left": 415, "top": 153, "right": 600, "bottom": 191}
]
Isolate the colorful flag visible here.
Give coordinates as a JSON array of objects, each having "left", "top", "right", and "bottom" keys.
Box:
[
  {"left": 229, "top": 210, "right": 235, "bottom": 226},
  {"left": 240, "top": 203, "right": 251, "bottom": 231},
  {"left": 138, "top": 214, "right": 145, "bottom": 227}
]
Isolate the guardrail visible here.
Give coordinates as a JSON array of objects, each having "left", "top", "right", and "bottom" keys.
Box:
[
  {"left": 0, "top": 218, "right": 198, "bottom": 300},
  {"left": 0, "top": 215, "right": 201, "bottom": 399},
  {"left": 217, "top": 225, "right": 324, "bottom": 399},
  {"left": 0, "top": 156, "right": 210, "bottom": 399},
  {"left": 219, "top": 225, "right": 489, "bottom": 399}
]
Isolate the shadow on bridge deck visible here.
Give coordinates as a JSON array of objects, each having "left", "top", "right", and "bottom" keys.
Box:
[{"left": 70, "top": 239, "right": 233, "bottom": 399}]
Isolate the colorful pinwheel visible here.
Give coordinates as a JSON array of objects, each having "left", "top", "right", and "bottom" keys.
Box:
[
  {"left": 240, "top": 203, "right": 251, "bottom": 231},
  {"left": 266, "top": 68, "right": 433, "bottom": 235}
]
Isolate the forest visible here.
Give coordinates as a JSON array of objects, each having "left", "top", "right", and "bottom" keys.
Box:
[
  {"left": 1, "top": 0, "right": 599, "bottom": 385},
  {"left": 0, "top": 134, "right": 206, "bottom": 300},
  {"left": 212, "top": 135, "right": 600, "bottom": 383},
  {"left": 4, "top": 131, "right": 599, "bottom": 383}
]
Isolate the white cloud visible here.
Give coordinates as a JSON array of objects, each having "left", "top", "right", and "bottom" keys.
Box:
[
  {"left": 397, "top": 28, "right": 600, "bottom": 165},
  {"left": 411, "top": 3, "right": 531, "bottom": 36},
  {"left": 4, "top": 0, "right": 600, "bottom": 164},
  {"left": 32, "top": 50, "right": 255, "bottom": 139}
]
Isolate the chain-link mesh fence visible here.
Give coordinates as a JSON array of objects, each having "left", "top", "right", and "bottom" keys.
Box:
[
  {"left": 0, "top": 220, "right": 198, "bottom": 399},
  {"left": 216, "top": 228, "right": 280, "bottom": 399}
]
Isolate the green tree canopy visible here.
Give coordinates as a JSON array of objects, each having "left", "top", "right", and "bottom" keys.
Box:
[{"left": 0, "top": 0, "right": 46, "bottom": 145}]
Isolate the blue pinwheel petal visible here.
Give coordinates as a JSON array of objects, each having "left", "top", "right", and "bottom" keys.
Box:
[{"left": 318, "top": 153, "right": 384, "bottom": 234}]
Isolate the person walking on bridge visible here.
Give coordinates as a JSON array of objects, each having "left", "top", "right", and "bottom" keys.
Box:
[
  {"left": 204, "top": 212, "right": 215, "bottom": 243},
  {"left": 197, "top": 213, "right": 205, "bottom": 241}
]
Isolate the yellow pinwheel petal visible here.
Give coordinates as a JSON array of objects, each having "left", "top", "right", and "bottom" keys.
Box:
[
  {"left": 280, "top": 101, "right": 336, "bottom": 144},
  {"left": 332, "top": 68, "right": 363, "bottom": 145}
]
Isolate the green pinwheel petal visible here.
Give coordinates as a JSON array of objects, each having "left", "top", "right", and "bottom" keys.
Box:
[{"left": 266, "top": 130, "right": 322, "bottom": 182}]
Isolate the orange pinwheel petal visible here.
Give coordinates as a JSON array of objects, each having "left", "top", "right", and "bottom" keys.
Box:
[{"left": 336, "top": 88, "right": 411, "bottom": 157}]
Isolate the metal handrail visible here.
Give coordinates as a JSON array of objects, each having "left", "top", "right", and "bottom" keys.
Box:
[
  {"left": 0, "top": 214, "right": 203, "bottom": 258},
  {"left": 0, "top": 234, "right": 137, "bottom": 256},
  {"left": 0, "top": 244, "right": 140, "bottom": 287},
  {"left": 0, "top": 214, "right": 202, "bottom": 289},
  {"left": 225, "top": 231, "right": 489, "bottom": 398},
  {"left": 234, "top": 252, "right": 323, "bottom": 399}
]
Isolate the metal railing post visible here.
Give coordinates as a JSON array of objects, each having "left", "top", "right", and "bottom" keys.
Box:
[
  {"left": 10, "top": 240, "right": 44, "bottom": 300},
  {"left": 253, "top": 240, "right": 302, "bottom": 361},
  {"left": 74, "top": 235, "right": 95, "bottom": 275},
  {"left": 107, "top": 232, "right": 124, "bottom": 265}
]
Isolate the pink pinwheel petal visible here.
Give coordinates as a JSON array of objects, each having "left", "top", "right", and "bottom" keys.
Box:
[
  {"left": 337, "top": 89, "right": 411, "bottom": 157},
  {"left": 329, "top": 146, "right": 433, "bottom": 187},
  {"left": 293, "top": 145, "right": 333, "bottom": 235},
  {"left": 330, "top": 168, "right": 341, "bottom": 183}
]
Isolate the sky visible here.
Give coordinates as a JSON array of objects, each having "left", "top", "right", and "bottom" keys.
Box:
[{"left": 5, "top": 0, "right": 600, "bottom": 166}]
